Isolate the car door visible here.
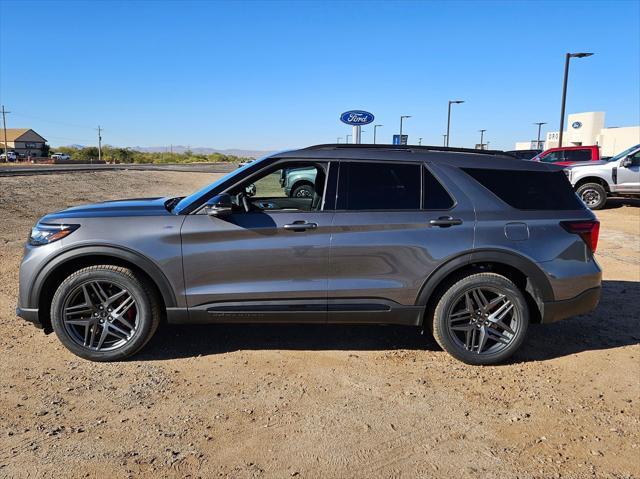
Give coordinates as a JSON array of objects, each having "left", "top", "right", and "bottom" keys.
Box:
[
  {"left": 616, "top": 149, "right": 640, "bottom": 193},
  {"left": 180, "top": 160, "right": 336, "bottom": 323},
  {"left": 327, "top": 160, "right": 475, "bottom": 325}
]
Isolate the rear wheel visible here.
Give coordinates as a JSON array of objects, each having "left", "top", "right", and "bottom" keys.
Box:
[
  {"left": 50, "top": 265, "right": 160, "bottom": 361},
  {"left": 577, "top": 182, "right": 607, "bottom": 210},
  {"left": 432, "top": 273, "right": 529, "bottom": 365}
]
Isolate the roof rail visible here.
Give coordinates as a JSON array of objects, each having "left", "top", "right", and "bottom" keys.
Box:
[{"left": 301, "top": 143, "right": 508, "bottom": 156}]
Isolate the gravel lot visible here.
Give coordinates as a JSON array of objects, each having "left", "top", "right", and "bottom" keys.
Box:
[{"left": 0, "top": 171, "right": 638, "bottom": 478}]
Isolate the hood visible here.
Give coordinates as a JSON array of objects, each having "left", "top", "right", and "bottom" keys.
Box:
[
  {"left": 41, "top": 197, "right": 173, "bottom": 221},
  {"left": 565, "top": 160, "right": 610, "bottom": 170}
]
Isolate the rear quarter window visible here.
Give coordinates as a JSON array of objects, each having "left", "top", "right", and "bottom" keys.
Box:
[{"left": 462, "top": 168, "right": 584, "bottom": 210}]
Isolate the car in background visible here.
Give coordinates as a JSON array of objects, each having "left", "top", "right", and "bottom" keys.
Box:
[
  {"left": 0, "top": 151, "right": 17, "bottom": 162},
  {"left": 51, "top": 153, "right": 71, "bottom": 161},
  {"left": 531, "top": 145, "right": 600, "bottom": 166},
  {"left": 505, "top": 149, "right": 542, "bottom": 160},
  {"left": 281, "top": 166, "right": 317, "bottom": 197},
  {"left": 565, "top": 144, "right": 640, "bottom": 209},
  {"left": 238, "top": 158, "right": 255, "bottom": 168}
]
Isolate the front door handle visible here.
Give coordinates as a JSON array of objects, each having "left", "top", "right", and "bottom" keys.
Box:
[
  {"left": 283, "top": 221, "right": 318, "bottom": 231},
  {"left": 429, "top": 216, "right": 463, "bottom": 227}
]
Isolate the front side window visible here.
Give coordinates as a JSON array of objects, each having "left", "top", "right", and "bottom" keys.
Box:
[
  {"left": 228, "top": 162, "right": 326, "bottom": 212},
  {"left": 336, "top": 162, "right": 421, "bottom": 210},
  {"left": 539, "top": 151, "right": 564, "bottom": 163}
]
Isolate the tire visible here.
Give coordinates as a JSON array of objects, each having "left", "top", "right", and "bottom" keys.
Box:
[
  {"left": 432, "top": 273, "right": 529, "bottom": 365},
  {"left": 291, "top": 184, "right": 314, "bottom": 198},
  {"left": 576, "top": 182, "right": 607, "bottom": 210},
  {"left": 50, "top": 265, "right": 161, "bottom": 361}
]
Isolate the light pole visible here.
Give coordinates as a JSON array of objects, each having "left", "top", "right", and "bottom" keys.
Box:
[
  {"left": 446, "top": 100, "right": 464, "bottom": 147},
  {"left": 346, "top": 134, "right": 352, "bottom": 144},
  {"left": 399, "top": 115, "right": 411, "bottom": 145},
  {"left": 534, "top": 122, "right": 546, "bottom": 149},
  {"left": 479, "top": 129, "right": 486, "bottom": 150},
  {"left": 373, "top": 124, "right": 383, "bottom": 144},
  {"left": 337, "top": 137, "right": 342, "bottom": 144},
  {"left": 418, "top": 137, "right": 423, "bottom": 146},
  {"left": 442, "top": 134, "right": 447, "bottom": 146},
  {"left": 558, "top": 52, "right": 593, "bottom": 147}
]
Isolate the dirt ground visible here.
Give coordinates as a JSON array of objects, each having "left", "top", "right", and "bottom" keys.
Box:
[{"left": 0, "top": 171, "right": 638, "bottom": 479}]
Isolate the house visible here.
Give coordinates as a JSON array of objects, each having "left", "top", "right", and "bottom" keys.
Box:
[{"left": 0, "top": 128, "right": 48, "bottom": 157}]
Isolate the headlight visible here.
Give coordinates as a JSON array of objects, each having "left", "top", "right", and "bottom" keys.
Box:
[{"left": 29, "top": 223, "right": 79, "bottom": 246}]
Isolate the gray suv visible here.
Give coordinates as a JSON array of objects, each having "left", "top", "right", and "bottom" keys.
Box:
[{"left": 17, "top": 144, "right": 602, "bottom": 365}]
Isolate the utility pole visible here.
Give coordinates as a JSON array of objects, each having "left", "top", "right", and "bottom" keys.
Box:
[
  {"left": 534, "top": 122, "right": 546, "bottom": 149},
  {"left": 479, "top": 129, "right": 486, "bottom": 149},
  {"left": 96, "top": 126, "right": 102, "bottom": 164},
  {"left": 1, "top": 105, "right": 10, "bottom": 160},
  {"left": 558, "top": 52, "right": 593, "bottom": 147},
  {"left": 373, "top": 124, "right": 383, "bottom": 144}
]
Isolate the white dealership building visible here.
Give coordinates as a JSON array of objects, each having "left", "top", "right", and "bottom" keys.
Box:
[{"left": 515, "top": 112, "right": 640, "bottom": 156}]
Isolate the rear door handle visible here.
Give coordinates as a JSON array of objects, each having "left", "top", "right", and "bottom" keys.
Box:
[
  {"left": 283, "top": 221, "right": 318, "bottom": 231},
  {"left": 429, "top": 216, "right": 463, "bottom": 227}
]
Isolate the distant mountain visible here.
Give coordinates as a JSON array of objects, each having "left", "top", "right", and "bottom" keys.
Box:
[{"left": 131, "top": 145, "right": 275, "bottom": 158}]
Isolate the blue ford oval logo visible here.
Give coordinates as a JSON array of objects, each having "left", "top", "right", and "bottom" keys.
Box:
[
  {"left": 572, "top": 121, "right": 582, "bottom": 129},
  {"left": 340, "top": 110, "right": 375, "bottom": 126}
]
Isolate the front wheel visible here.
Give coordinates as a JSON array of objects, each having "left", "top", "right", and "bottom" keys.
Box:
[
  {"left": 432, "top": 273, "right": 529, "bottom": 365},
  {"left": 576, "top": 182, "right": 607, "bottom": 210},
  {"left": 51, "top": 265, "right": 161, "bottom": 361}
]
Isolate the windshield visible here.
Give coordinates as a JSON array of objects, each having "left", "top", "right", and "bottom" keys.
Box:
[
  {"left": 172, "top": 156, "right": 268, "bottom": 214},
  {"left": 607, "top": 144, "right": 640, "bottom": 162}
]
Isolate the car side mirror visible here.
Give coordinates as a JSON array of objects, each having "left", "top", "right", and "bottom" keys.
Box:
[
  {"left": 621, "top": 155, "right": 633, "bottom": 168},
  {"left": 204, "top": 193, "right": 233, "bottom": 217}
]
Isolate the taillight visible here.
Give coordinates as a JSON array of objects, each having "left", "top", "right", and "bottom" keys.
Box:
[{"left": 560, "top": 220, "right": 600, "bottom": 253}]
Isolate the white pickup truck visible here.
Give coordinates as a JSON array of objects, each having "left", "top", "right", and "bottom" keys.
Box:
[{"left": 565, "top": 144, "right": 640, "bottom": 209}]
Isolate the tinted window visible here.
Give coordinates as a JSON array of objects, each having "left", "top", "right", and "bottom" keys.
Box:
[
  {"left": 462, "top": 168, "right": 584, "bottom": 210},
  {"left": 564, "top": 149, "right": 592, "bottom": 162},
  {"left": 337, "top": 162, "right": 420, "bottom": 210},
  {"left": 423, "top": 166, "right": 454, "bottom": 209}
]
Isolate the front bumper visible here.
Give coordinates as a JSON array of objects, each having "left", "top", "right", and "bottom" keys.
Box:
[{"left": 540, "top": 286, "right": 601, "bottom": 324}]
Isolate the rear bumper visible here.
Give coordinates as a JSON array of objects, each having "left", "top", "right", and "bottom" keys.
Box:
[{"left": 541, "top": 286, "right": 601, "bottom": 324}]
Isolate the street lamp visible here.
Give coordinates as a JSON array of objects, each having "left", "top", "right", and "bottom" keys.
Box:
[
  {"left": 337, "top": 137, "right": 342, "bottom": 144},
  {"left": 479, "top": 129, "right": 486, "bottom": 149},
  {"left": 346, "top": 134, "right": 352, "bottom": 144},
  {"left": 418, "top": 137, "right": 423, "bottom": 146},
  {"left": 558, "top": 52, "right": 594, "bottom": 147},
  {"left": 373, "top": 124, "right": 383, "bottom": 144},
  {"left": 446, "top": 100, "right": 464, "bottom": 147},
  {"left": 533, "top": 122, "right": 546, "bottom": 149},
  {"left": 442, "top": 134, "right": 447, "bottom": 146},
  {"left": 399, "top": 115, "right": 411, "bottom": 145}
]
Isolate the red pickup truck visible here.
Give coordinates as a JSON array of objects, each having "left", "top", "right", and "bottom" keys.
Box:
[{"left": 531, "top": 145, "right": 600, "bottom": 166}]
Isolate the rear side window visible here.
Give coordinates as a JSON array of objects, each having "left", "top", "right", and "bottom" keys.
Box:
[
  {"left": 423, "top": 166, "right": 454, "bottom": 209},
  {"left": 563, "top": 149, "right": 592, "bottom": 162},
  {"left": 337, "top": 162, "right": 420, "bottom": 210},
  {"left": 462, "top": 168, "right": 584, "bottom": 210},
  {"left": 539, "top": 151, "right": 563, "bottom": 163}
]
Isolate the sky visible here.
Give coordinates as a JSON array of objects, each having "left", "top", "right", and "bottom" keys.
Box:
[{"left": 0, "top": 0, "right": 638, "bottom": 151}]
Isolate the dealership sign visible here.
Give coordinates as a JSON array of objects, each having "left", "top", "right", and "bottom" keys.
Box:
[
  {"left": 572, "top": 121, "right": 582, "bottom": 129},
  {"left": 340, "top": 110, "right": 375, "bottom": 126}
]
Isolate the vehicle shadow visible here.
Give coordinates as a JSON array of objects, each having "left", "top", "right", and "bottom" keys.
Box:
[
  {"left": 138, "top": 280, "right": 639, "bottom": 362},
  {"left": 602, "top": 197, "right": 640, "bottom": 209}
]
